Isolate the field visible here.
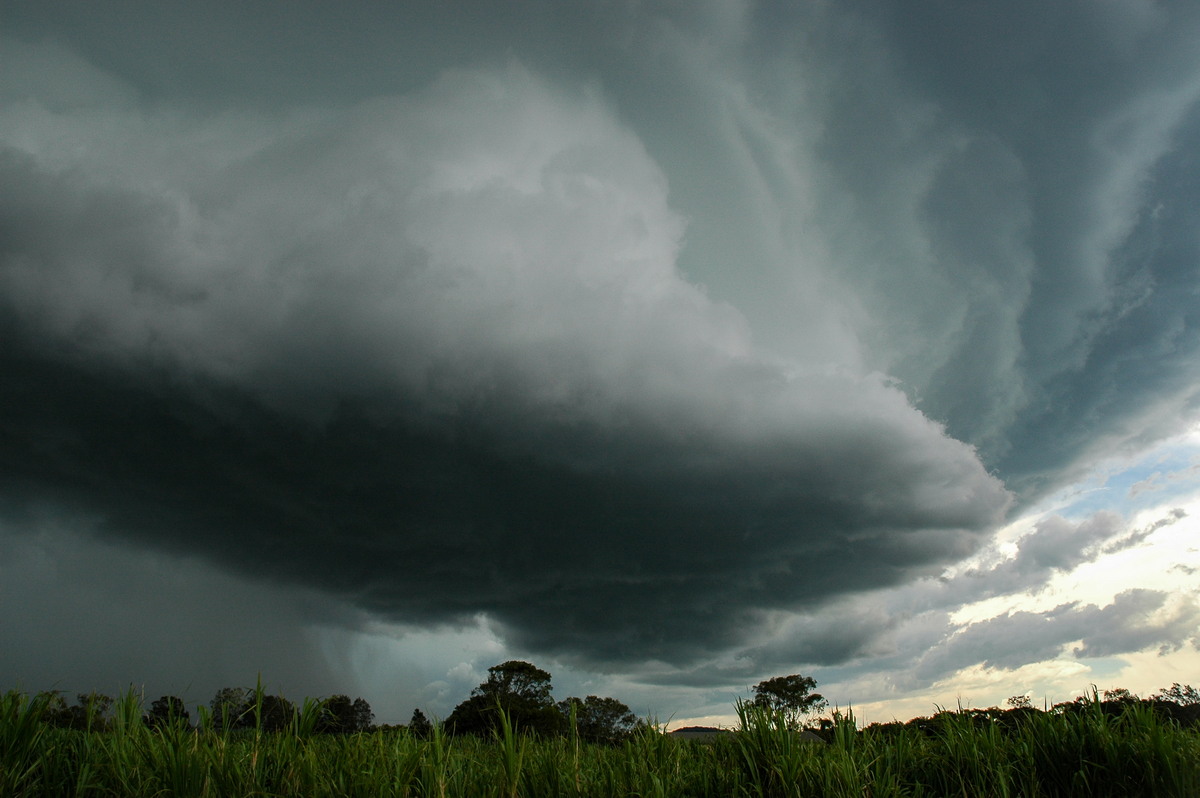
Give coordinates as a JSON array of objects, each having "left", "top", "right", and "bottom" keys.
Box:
[{"left": 3, "top": 690, "right": 1198, "bottom": 797}]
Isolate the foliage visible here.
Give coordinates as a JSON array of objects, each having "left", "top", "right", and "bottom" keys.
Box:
[
  {"left": 1103, "top": 686, "right": 1138, "bottom": 703},
  {"left": 256, "top": 693, "right": 298, "bottom": 732},
  {"left": 209, "top": 686, "right": 255, "bottom": 732},
  {"left": 446, "top": 660, "right": 562, "bottom": 737},
  {"left": 1006, "top": 693, "right": 1032, "bottom": 709},
  {"left": 30, "top": 692, "right": 69, "bottom": 728},
  {"left": 1155, "top": 682, "right": 1200, "bottom": 705},
  {"left": 750, "top": 673, "right": 827, "bottom": 730},
  {"left": 480, "top": 660, "right": 555, "bottom": 706},
  {"left": 558, "top": 695, "right": 640, "bottom": 745},
  {"left": 315, "top": 694, "right": 374, "bottom": 734},
  {"left": 4, "top": 686, "right": 1199, "bottom": 797},
  {"left": 31, "top": 691, "right": 115, "bottom": 731},
  {"left": 144, "top": 695, "right": 190, "bottom": 729},
  {"left": 208, "top": 685, "right": 296, "bottom": 732},
  {"left": 408, "top": 707, "right": 433, "bottom": 739}
]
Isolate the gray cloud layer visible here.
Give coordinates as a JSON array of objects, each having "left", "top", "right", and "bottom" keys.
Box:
[
  {"left": 3, "top": 1, "right": 1200, "bottom": 685},
  {"left": 0, "top": 52, "right": 1008, "bottom": 668},
  {"left": 909, "top": 589, "right": 1200, "bottom": 687},
  {"left": 631, "top": 505, "right": 1196, "bottom": 692}
]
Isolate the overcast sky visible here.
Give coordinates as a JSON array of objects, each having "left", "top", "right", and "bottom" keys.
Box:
[{"left": 3, "top": 0, "right": 1199, "bottom": 726}]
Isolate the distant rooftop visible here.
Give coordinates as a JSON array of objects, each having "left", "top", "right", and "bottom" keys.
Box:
[{"left": 668, "top": 726, "right": 732, "bottom": 739}]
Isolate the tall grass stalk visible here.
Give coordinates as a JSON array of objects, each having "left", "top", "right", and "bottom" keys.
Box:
[
  {"left": 493, "top": 705, "right": 526, "bottom": 798},
  {"left": 1, "top": 691, "right": 50, "bottom": 797}
]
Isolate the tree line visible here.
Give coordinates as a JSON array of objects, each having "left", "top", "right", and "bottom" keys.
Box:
[
  {"left": 855, "top": 684, "right": 1200, "bottom": 741},
  {"left": 33, "top": 687, "right": 376, "bottom": 735},
  {"left": 24, "top": 665, "right": 1199, "bottom": 743},
  {"left": 26, "top": 661, "right": 647, "bottom": 744},
  {"left": 27, "top": 661, "right": 822, "bottom": 744}
]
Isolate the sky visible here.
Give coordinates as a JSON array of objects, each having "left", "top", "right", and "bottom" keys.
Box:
[{"left": 2, "top": 0, "right": 1199, "bottom": 727}]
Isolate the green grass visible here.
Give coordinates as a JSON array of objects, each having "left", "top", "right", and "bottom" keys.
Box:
[{"left": 2, "top": 689, "right": 1197, "bottom": 796}]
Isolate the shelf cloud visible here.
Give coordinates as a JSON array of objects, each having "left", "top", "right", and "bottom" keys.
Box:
[{"left": 3, "top": 1, "right": 1200, "bottom": 717}]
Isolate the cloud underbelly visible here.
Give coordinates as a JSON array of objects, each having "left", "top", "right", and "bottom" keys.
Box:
[{"left": 0, "top": 57, "right": 1010, "bottom": 663}]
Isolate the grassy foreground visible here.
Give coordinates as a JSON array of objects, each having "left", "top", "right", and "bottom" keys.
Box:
[{"left": 3, "top": 690, "right": 1198, "bottom": 797}]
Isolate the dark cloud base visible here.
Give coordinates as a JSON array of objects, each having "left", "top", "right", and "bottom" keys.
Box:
[{"left": 1, "top": 326, "right": 998, "bottom": 667}]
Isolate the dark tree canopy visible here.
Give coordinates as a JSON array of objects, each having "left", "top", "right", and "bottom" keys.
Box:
[
  {"left": 558, "top": 695, "right": 640, "bottom": 745},
  {"left": 1153, "top": 683, "right": 1199, "bottom": 706},
  {"left": 1006, "top": 695, "right": 1033, "bottom": 710},
  {"left": 408, "top": 707, "right": 433, "bottom": 739},
  {"left": 752, "top": 674, "right": 827, "bottom": 730},
  {"left": 476, "top": 660, "right": 555, "bottom": 706},
  {"left": 446, "top": 660, "right": 561, "bottom": 736},
  {"left": 256, "top": 694, "right": 296, "bottom": 733},
  {"left": 145, "top": 695, "right": 190, "bottom": 729},
  {"left": 316, "top": 694, "right": 374, "bottom": 734},
  {"left": 1103, "top": 687, "right": 1137, "bottom": 704},
  {"left": 209, "top": 687, "right": 253, "bottom": 732},
  {"left": 36, "top": 691, "right": 114, "bottom": 731},
  {"left": 35, "top": 692, "right": 69, "bottom": 727},
  {"left": 208, "top": 687, "right": 294, "bottom": 732}
]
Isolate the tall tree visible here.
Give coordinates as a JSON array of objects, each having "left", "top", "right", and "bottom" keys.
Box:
[
  {"left": 751, "top": 674, "right": 827, "bottom": 730},
  {"left": 479, "top": 660, "right": 555, "bottom": 706},
  {"left": 408, "top": 708, "right": 433, "bottom": 739},
  {"left": 446, "top": 660, "right": 561, "bottom": 736}
]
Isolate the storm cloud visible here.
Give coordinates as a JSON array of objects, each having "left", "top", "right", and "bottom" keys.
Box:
[
  {"left": 3, "top": 0, "right": 1200, "bottom": 710},
  {"left": 0, "top": 55, "right": 1007, "bottom": 665}
]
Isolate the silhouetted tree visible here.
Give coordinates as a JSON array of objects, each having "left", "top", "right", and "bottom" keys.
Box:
[
  {"left": 62, "top": 692, "right": 114, "bottom": 731},
  {"left": 145, "top": 695, "right": 191, "bottom": 729},
  {"left": 751, "top": 674, "right": 827, "bottom": 730},
  {"left": 208, "top": 687, "right": 297, "bottom": 732},
  {"left": 316, "top": 694, "right": 374, "bottom": 733},
  {"left": 257, "top": 694, "right": 296, "bottom": 732},
  {"left": 1103, "top": 687, "right": 1138, "bottom": 703},
  {"left": 34, "top": 691, "right": 70, "bottom": 728},
  {"left": 558, "top": 695, "right": 639, "bottom": 745},
  {"left": 30, "top": 691, "right": 111, "bottom": 730},
  {"left": 1006, "top": 694, "right": 1033, "bottom": 709},
  {"left": 1154, "top": 683, "right": 1200, "bottom": 705},
  {"left": 209, "top": 687, "right": 254, "bottom": 732},
  {"left": 408, "top": 707, "right": 433, "bottom": 739},
  {"left": 446, "top": 660, "right": 561, "bottom": 736}
]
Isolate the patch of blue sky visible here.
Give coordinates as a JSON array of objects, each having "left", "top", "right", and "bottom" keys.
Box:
[
  {"left": 1070, "top": 656, "right": 1131, "bottom": 687},
  {"left": 1051, "top": 432, "right": 1200, "bottom": 522}
]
